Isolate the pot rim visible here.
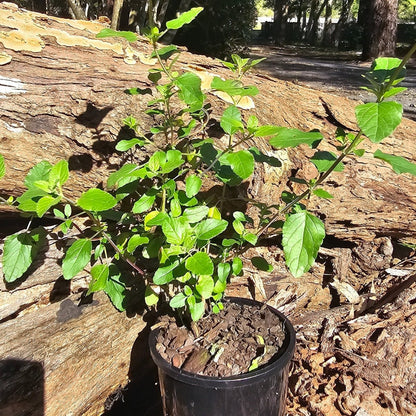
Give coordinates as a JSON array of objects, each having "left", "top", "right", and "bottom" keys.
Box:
[{"left": 149, "top": 296, "right": 296, "bottom": 388}]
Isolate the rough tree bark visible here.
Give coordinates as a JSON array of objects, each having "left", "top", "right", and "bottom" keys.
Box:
[
  {"left": 361, "top": 0, "right": 399, "bottom": 60},
  {"left": 110, "top": 0, "right": 124, "bottom": 29},
  {"left": 0, "top": 3, "right": 415, "bottom": 415}
]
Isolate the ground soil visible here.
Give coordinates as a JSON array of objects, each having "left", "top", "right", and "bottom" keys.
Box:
[{"left": 154, "top": 300, "right": 286, "bottom": 377}]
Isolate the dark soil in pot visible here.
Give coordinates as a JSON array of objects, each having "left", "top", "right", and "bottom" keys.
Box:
[{"left": 153, "top": 299, "right": 289, "bottom": 377}]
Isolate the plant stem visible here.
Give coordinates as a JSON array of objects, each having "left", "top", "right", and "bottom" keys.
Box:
[{"left": 257, "top": 131, "right": 363, "bottom": 237}]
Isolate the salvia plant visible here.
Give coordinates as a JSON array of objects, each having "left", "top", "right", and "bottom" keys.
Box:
[{"left": 1, "top": 8, "right": 415, "bottom": 321}]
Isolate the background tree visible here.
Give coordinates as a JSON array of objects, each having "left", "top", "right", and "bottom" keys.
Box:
[{"left": 360, "top": 0, "right": 399, "bottom": 59}]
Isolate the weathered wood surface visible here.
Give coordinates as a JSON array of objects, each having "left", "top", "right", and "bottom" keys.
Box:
[{"left": 1, "top": 3, "right": 416, "bottom": 416}]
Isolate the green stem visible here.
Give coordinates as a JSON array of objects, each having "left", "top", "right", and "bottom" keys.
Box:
[{"left": 257, "top": 131, "right": 363, "bottom": 237}]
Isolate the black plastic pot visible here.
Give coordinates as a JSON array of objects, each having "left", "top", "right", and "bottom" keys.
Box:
[{"left": 149, "top": 297, "right": 296, "bottom": 416}]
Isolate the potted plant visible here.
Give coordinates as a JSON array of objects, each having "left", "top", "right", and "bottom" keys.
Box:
[{"left": 1, "top": 8, "right": 415, "bottom": 415}]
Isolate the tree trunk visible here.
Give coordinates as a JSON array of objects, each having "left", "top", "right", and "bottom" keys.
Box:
[
  {"left": 66, "top": 0, "right": 87, "bottom": 20},
  {"left": 111, "top": 0, "right": 124, "bottom": 29},
  {"left": 1, "top": 3, "right": 416, "bottom": 414},
  {"left": 361, "top": 0, "right": 399, "bottom": 60},
  {"left": 273, "top": 0, "right": 289, "bottom": 44}
]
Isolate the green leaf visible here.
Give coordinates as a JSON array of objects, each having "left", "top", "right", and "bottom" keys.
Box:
[
  {"left": 145, "top": 285, "right": 159, "bottom": 306},
  {"left": 2, "top": 228, "right": 46, "bottom": 283},
  {"left": 220, "top": 105, "right": 243, "bottom": 135},
  {"left": 127, "top": 235, "right": 150, "bottom": 254},
  {"left": 383, "top": 87, "right": 407, "bottom": 99},
  {"left": 196, "top": 275, "right": 215, "bottom": 299},
  {"left": 78, "top": 189, "right": 117, "bottom": 211},
  {"left": 185, "top": 174, "right": 202, "bottom": 198},
  {"left": 217, "top": 262, "right": 231, "bottom": 282},
  {"left": 115, "top": 138, "right": 145, "bottom": 152},
  {"left": 221, "top": 150, "right": 255, "bottom": 180},
  {"left": 87, "top": 264, "right": 109, "bottom": 295},
  {"left": 186, "top": 252, "right": 214, "bottom": 275},
  {"left": 175, "top": 72, "right": 205, "bottom": 112},
  {"left": 36, "top": 195, "right": 61, "bottom": 217},
  {"left": 269, "top": 128, "right": 322, "bottom": 148},
  {"left": 107, "top": 163, "right": 143, "bottom": 188},
  {"left": 161, "top": 150, "right": 184, "bottom": 174},
  {"left": 243, "top": 233, "right": 258, "bottom": 245},
  {"left": 311, "top": 151, "right": 344, "bottom": 172},
  {"left": 166, "top": 7, "right": 203, "bottom": 30},
  {"left": 312, "top": 188, "right": 334, "bottom": 199},
  {"left": 49, "top": 160, "right": 69, "bottom": 187},
  {"left": 282, "top": 211, "right": 325, "bottom": 277},
  {"left": 0, "top": 154, "right": 5, "bottom": 179},
  {"left": 251, "top": 256, "right": 273, "bottom": 272},
  {"left": 104, "top": 267, "right": 126, "bottom": 311},
  {"left": 151, "top": 45, "right": 179, "bottom": 60},
  {"left": 153, "top": 260, "right": 180, "bottom": 285},
  {"left": 62, "top": 239, "right": 92, "bottom": 280},
  {"left": 374, "top": 149, "right": 416, "bottom": 176},
  {"left": 170, "top": 198, "right": 182, "bottom": 217},
  {"left": 183, "top": 205, "right": 209, "bottom": 223},
  {"left": 233, "top": 219, "right": 244, "bottom": 235},
  {"left": 355, "top": 101, "right": 402, "bottom": 143},
  {"left": 162, "top": 216, "right": 186, "bottom": 245},
  {"left": 367, "top": 57, "right": 405, "bottom": 85},
  {"left": 187, "top": 296, "right": 205, "bottom": 321},
  {"left": 96, "top": 28, "right": 137, "bottom": 42},
  {"left": 211, "top": 77, "right": 259, "bottom": 97},
  {"left": 132, "top": 189, "right": 158, "bottom": 213},
  {"left": 24, "top": 161, "right": 52, "bottom": 188},
  {"left": 169, "top": 292, "right": 187, "bottom": 308},
  {"left": 195, "top": 219, "right": 228, "bottom": 240},
  {"left": 254, "top": 125, "right": 282, "bottom": 137},
  {"left": 232, "top": 257, "right": 243, "bottom": 275}
]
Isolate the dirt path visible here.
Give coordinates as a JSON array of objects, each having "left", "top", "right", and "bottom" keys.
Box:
[{"left": 249, "top": 45, "right": 416, "bottom": 121}]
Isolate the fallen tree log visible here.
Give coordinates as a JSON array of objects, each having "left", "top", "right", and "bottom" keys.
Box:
[{"left": 1, "top": 3, "right": 416, "bottom": 415}]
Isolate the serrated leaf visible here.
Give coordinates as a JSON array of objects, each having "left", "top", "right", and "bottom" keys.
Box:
[
  {"left": 24, "top": 161, "right": 52, "bottom": 188},
  {"left": 62, "top": 239, "right": 92, "bottom": 280},
  {"left": 282, "top": 211, "right": 325, "bottom": 277},
  {"left": 355, "top": 101, "right": 402, "bottom": 143},
  {"left": 87, "top": 263, "right": 109, "bottom": 295},
  {"left": 221, "top": 150, "right": 255, "bottom": 180},
  {"left": 374, "top": 150, "right": 416, "bottom": 176},
  {"left": 220, "top": 105, "right": 243, "bottom": 135},
  {"left": 311, "top": 151, "right": 344, "bottom": 173},
  {"left": 195, "top": 219, "right": 228, "bottom": 240},
  {"left": 270, "top": 128, "right": 322, "bottom": 148},
  {"left": 186, "top": 252, "right": 214, "bottom": 275},
  {"left": 78, "top": 189, "right": 117, "bottom": 211},
  {"left": 0, "top": 154, "right": 5, "bottom": 179},
  {"left": 211, "top": 77, "right": 259, "bottom": 98},
  {"left": 185, "top": 174, "right": 202, "bottom": 198},
  {"left": 166, "top": 7, "right": 203, "bottom": 30},
  {"left": 196, "top": 275, "right": 215, "bottom": 299},
  {"left": 115, "top": 138, "right": 145, "bottom": 152},
  {"left": 49, "top": 160, "right": 69, "bottom": 187},
  {"left": 153, "top": 260, "right": 180, "bottom": 285},
  {"left": 313, "top": 188, "right": 334, "bottom": 199},
  {"left": 96, "top": 28, "right": 137, "bottom": 42},
  {"left": 2, "top": 228, "right": 46, "bottom": 283},
  {"left": 175, "top": 72, "right": 204, "bottom": 112},
  {"left": 169, "top": 292, "right": 187, "bottom": 308}
]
